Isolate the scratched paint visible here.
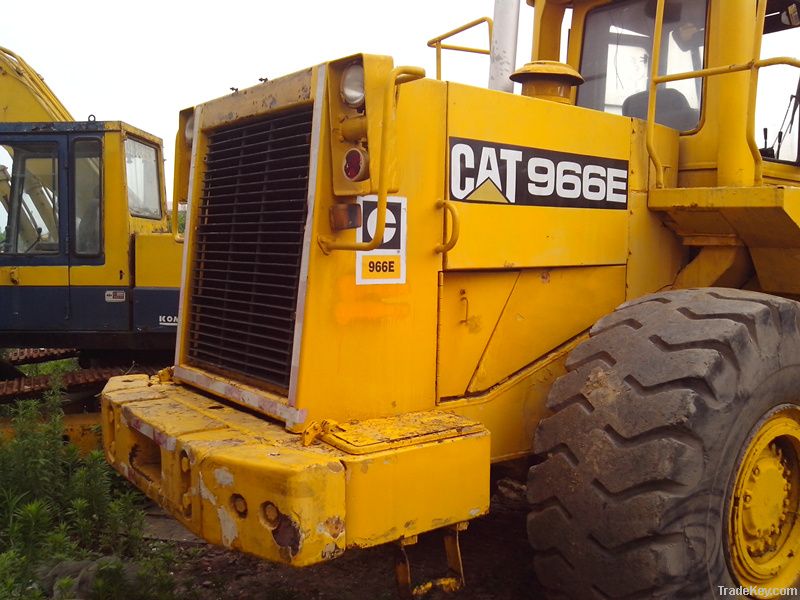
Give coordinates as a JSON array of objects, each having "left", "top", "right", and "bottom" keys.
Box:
[
  {"left": 214, "top": 467, "right": 234, "bottom": 487},
  {"left": 217, "top": 506, "right": 239, "bottom": 547},
  {"left": 198, "top": 474, "right": 217, "bottom": 503}
]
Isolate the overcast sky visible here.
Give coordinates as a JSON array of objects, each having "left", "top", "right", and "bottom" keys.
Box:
[{"left": 4, "top": 0, "right": 533, "bottom": 203}]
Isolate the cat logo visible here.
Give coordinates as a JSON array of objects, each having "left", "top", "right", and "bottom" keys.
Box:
[
  {"left": 449, "top": 137, "right": 629, "bottom": 209},
  {"left": 355, "top": 195, "right": 407, "bottom": 286}
]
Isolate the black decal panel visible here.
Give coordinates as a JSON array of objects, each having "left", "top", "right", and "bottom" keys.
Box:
[{"left": 449, "top": 137, "right": 629, "bottom": 209}]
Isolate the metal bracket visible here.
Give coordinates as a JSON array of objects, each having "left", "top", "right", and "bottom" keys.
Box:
[{"left": 394, "top": 522, "right": 468, "bottom": 598}]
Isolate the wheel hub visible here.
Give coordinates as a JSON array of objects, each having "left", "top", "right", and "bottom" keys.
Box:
[{"left": 729, "top": 407, "right": 800, "bottom": 597}]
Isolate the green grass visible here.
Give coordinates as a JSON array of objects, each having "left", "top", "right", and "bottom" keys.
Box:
[
  {"left": 17, "top": 357, "right": 78, "bottom": 378},
  {"left": 0, "top": 384, "right": 178, "bottom": 599}
]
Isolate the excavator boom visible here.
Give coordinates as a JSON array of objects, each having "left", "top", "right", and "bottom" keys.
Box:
[{"left": 0, "top": 46, "right": 72, "bottom": 122}]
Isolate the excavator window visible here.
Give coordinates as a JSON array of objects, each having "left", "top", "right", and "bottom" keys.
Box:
[
  {"left": 577, "top": 0, "right": 708, "bottom": 131},
  {"left": 0, "top": 142, "right": 60, "bottom": 254},
  {"left": 124, "top": 138, "right": 161, "bottom": 219},
  {"left": 756, "top": 0, "right": 800, "bottom": 162},
  {"left": 73, "top": 139, "right": 102, "bottom": 256}
]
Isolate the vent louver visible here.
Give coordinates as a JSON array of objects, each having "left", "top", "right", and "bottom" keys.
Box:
[{"left": 186, "top": 104, "right": 314, "bottom": 391}]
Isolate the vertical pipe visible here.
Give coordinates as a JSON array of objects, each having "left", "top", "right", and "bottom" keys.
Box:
[
  {"left": 715, "top": 0, "right": 757, "bottom": 186},
  {"left": 488, "top": 0, "right": 521, "bottom": 92}
]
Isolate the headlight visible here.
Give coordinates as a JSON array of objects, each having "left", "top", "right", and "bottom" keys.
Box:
[
  {"left": 184, "top": 113, "right": 195, "bottom": 146},
  {"left": 340, "top": 64, "right": 366, "bottom": 108}
]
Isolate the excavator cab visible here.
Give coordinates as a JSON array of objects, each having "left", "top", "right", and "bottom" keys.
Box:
[{"left": 0, "top": 121, "right": 180, "bottom": 353}]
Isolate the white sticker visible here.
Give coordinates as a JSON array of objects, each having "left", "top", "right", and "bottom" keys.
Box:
[
  {"left": 104, "top": 290, "right": 126, "bottom": 303},
  {"left": 355, "top": 196, "right": 407, "bottom": 286}
]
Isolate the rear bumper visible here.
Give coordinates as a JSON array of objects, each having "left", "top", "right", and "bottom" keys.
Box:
[{"left": 101, "top": 374, "right": 490, "bottom": 566}]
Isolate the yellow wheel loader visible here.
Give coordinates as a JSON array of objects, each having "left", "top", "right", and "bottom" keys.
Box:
[{"left": 101, "top": 0, "right": 800, "bottom": 597}]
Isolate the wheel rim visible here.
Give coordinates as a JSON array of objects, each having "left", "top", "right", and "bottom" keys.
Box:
[{"left": 729, "top": 406, "right": 800, "bottom": 597}]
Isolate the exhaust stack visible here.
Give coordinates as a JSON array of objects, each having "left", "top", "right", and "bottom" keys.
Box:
[{"left": 488, "top": 0, "right": 520, "bottom": 92}]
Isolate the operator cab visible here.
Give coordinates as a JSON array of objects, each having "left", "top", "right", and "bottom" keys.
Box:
[
  {"left": 556, "top": 0, "right": 800, "bottom": 181},
  {"left": 576, "top": 0, "right": 707, "bottom": 131},
  {"left": 0, "top": 121, "right": 179, "bottom": 351}
]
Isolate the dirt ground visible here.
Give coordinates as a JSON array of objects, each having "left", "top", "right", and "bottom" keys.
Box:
[{"left": 164, "top": 477, "right": 544, "bottom": 600}]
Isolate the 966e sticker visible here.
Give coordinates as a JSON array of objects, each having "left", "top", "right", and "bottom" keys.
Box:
[
  {"left": 355, "top": 196, "right": 407, "bottom": 286},
  {"left": 450, "top": 137, "right": 628, "bottom": 209}
]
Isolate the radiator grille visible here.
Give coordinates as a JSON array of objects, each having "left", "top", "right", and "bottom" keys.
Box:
[{"left": 186, "top": 104, "right": 314, "bottom": 391}]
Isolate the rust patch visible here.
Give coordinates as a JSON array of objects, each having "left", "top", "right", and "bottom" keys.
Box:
[
  {"left": 261, "top": 502, "right": 301, "bottom": 560},
  {"left": 321, "top": 516, "right": 344, "bottom": 539}
]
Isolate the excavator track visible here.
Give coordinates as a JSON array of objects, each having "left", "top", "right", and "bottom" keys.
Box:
[
  {"left": 0, "top": 365, "right": 159, "bottom": 402},
  {"left": 4, "top": 348, "right": 78, "bottom": 365}
]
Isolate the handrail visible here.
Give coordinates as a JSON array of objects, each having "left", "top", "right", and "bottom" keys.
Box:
[
  {"left": 319, "top": 66, "right": 425, "bottom": 253},
  {"left": 435, "top": 201, "right": 460, "bottom": 254},
  {"left": 646, "top": 0, "right": 785, "bottom": 187},
  {"left": 427, "top": 18, "right": 493, "bottom": 80},
  {"left": 747, "top": 0, "right": 769, "bottom": 185},
  {"left": 645, "top": 0, "right": 667, "bottom": 188}
]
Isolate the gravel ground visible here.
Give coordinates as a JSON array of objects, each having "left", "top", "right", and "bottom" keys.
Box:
[{"left": 160, "top": 477, "right": 544, "bottom": 600}]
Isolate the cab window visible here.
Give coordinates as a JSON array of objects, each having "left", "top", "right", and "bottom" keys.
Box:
[
  {"left": 756, "top": 1, "right": 800, "bottom": 163},
  {"left": 73, "top": 139, "right": 102, "bottom": 256},
  {"left": 0, "top": 142, "right": 60, "bottom": 254},
  {"left": 125, "top": 138, "right": 161, "bottom": 219},
  {"left": 577, "top": 0, "right": 708, "bottom": 131}
]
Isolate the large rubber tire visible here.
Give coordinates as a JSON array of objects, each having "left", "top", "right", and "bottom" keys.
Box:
[{"left": 528, "top": 288, "right": 800, "bottom": 599}]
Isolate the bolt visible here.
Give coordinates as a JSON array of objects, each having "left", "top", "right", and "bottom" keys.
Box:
[
  {"left": 180, "top": 456, "right": 190, "bottom": 473},
  {"left": 754, "top": 466, "right": 762, "bottom": 477},
  {"left": 182, "top": 493, "right": 191, "bottom": 508},
  {"left": 745, "top": 494, "right": 753, "bottom": 504}
]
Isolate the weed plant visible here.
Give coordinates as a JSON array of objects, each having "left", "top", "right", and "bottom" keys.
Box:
[{"left": 0, "top": 380, "right": 177, "bottom": 599}]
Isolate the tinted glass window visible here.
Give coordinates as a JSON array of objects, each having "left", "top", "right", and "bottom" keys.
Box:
[
  {"left": 578, "top": 0, "right": 708, "bottom": 131},
  {"left": 0, "top": 142, "right": 60, "bottom": 254},
  {"left": 756, "top": 15, "right": 799, "bottom": 162},
  {"left": 74, "top": 139, "right": 102, "bottom": 255},
  {"left": 125, "top": 138, "right": 161, "bottom": 219}
]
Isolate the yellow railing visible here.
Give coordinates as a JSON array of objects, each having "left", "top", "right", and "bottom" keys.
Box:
[
  {"left": 646, "top": 0, "right": 794, "bottom": 187},
  {"left": 427, "top": 17, "right": 493, "bottom": 81}
]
